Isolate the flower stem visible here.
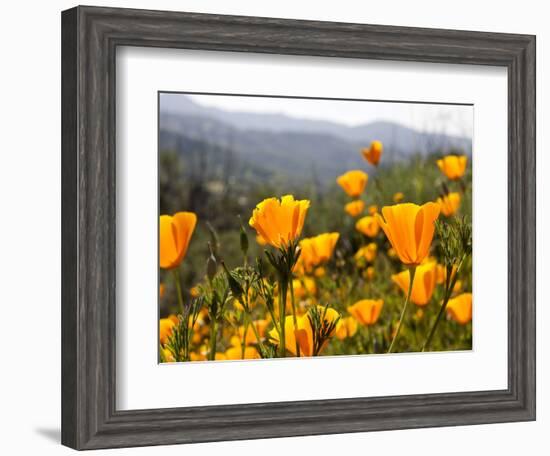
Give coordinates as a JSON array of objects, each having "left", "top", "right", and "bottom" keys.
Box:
[
  {"left": 172, "top": 269, "right": 185, "bottom": 316},
  {"left": 183, "top": 314, "right": 191, "bottom": 361},
  {"left": 459, "top": 178, "right": 466, "bottom": 193},
  {"left": 278, "top": 281, "right": 287, "bottom": 357},
  {"left": 209, "top": 319, "right": 217, "bottom": 361},
  {"left": 364, "top": 325, "right": 370, "bottom": 353},
  {"left": 241, "top": 318, "right": 249, "bottom": 359},
  {"left": 265, "top": 304, "right": 281, "bottom": 338},
  {"left": 288, "top": 278, "right": 301, "bottom": 357},
  {"left": 246, "top": 313, "right": 267, "bottom": 356},
  {"left": 388, "top": 265, "right": 416, "bottom": 353},
  {"left": 243, "top": 290, "right": 267, "bottom": 356}
]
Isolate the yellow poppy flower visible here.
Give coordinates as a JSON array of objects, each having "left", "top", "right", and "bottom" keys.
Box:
[
  {"left": 392, "top": 262, "right": 437, "bottom": 306},
  {"left": 453, "top": 280, "right": 463, "bottom": 293},
  {"left": 368, "top": 205, "right": 379, "bottom": 215},
  {"left": 292, "top": 261, "right": 306, "bottom": 277},
  {"left": 447, "top": 293, "right": 472, "bottom": 324},
  {"left": 347, "top": 299, "right": 384, "bottom": 326},
  {"left": 375, "top": 202, "right": 440, "bottom": 265},
  {"left": 354, "top": 243, "right": 378, "bottom": 264},
  {"left": 344, "top": 200, "right": 365, "bottom": 217},
  {"left": 225, "top": 346, "right": 261, "bottom": 360},
  {"left": 298, "top": 232, "right": 340, "bottom": 272},
  {"left": 215, "top": 353, "right": 227, "bottom": 361},
  {"left": 161, "top": 347, "right": 175, "bottom": 363},
  {"left": 292, "top": 277, "right": 317, "bottom": 299},
  {"left": 248, "top": 195, "right": 310, "bottom": 249},
  {"left": 355, "top": 215, "right": 380, "bottom": 238},
  {"left": 192, "top": 332, "right": 202, "bottom": 345},
  {"left": 159, "top": 317, "right": 177, "bottom": 345},
  {"left": 269, "top": 316, "right": 307, "bottom": 356},
  {"left": 190, "top": 286, "right": 200, "bottom": 298},
  {"left": 361, "top": 140, "right": 383, "bottom": 166},
  {"left": 437, "top": 192, "right": 461, "bottom": 217},
  {"left": 314, "top": 266, "right": 326, "bottom": 278},
  {"left": 256, "top": 234, "right": 268, "bottom": 246},
  {"left": 336, "top": 170, "right": 368, "bottom": 198},
  {"left": 159, "top": 212, "right": 197, "bottom": 269},
  {"left": 190, "top": 352, "right": 207, "bottom": 362},
  {"left": 335, "top": 316, "right": 358, "bottom": 340},
  {"left": 365, "top": 266, "right": 375, "bottom": 280},
  {"left": 269, "top": 307, "right": 340, "bottom": 357},
  {"left": 436, "top": 155, "right": 468, "bottom": 180},
  {"left": 393, "top": 192, "right": 405, "bottom": 203}
]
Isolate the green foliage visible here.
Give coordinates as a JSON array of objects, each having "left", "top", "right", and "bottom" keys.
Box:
[
  {"left": 435, "top": 216, "right": 473, "bottom": 269},
  {"left": 307, "top": 305, "right": 341, "bottom": 356},
  {"left": 164, "top": 297, "right": 203, "bottom": 362}
]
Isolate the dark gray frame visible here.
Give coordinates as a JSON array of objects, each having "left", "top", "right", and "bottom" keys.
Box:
[{"left": 61, "top": 5, "right": 536, "bottom": 450}]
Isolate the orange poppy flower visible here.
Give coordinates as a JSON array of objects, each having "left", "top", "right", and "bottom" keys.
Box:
[
  {"left": 375, "top": 203, "right": 440, "bottom": 265},
  {"left": 249, "top": 195, "right": 310, "bottom": 249},
  {"left": 269, "top": 307, "right": 340, "bottom": 357},
  {"left": 335, "top": 316, "right": 359, "bottom": 340},
  {"left": 437, "top": 192, "right": 461, "bottom": 217},
  {"left": 436, "top": 155, "right": 468, "bottom": 180},
  {"left": 447, "top": 293, "right": 472, "bottom": 324},
  {"left": 159, "top": 212, "right": 197, "bottom": 269},
  {"left": 392, "top": 262, "right": 437, "bottom": 306},
  {"left": 344, "top": 200, "right": 365, "bottom": 217},
  {"left": 347, "top": 299, "right": 384, "bottom": 326},
  {"left": 336, "top": 170, "right": 368, "bottom": 198},
  {"left": 355, "top": 215, "right": 380, "bottom": 238},
  {"left": 361, "top": 140, "right": 383, "bottom": 166}
]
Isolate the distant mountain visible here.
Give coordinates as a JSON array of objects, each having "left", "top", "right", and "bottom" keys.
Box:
[
  {"left": 159, "top": 95, "right": 471, "bottom": 185},
  {"left": 160, "top": 94, "right": 471, "bottom": 152},
  {"left": 160, "top": 94, "right": 355, "bottom": 139}
]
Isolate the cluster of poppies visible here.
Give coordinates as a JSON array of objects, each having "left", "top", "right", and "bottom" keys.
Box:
[{"left": 159, "top": 141, "right": 472, "bottom": 362}]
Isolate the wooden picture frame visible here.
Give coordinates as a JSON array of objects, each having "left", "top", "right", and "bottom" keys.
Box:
[{"left": 61, "top": 5, "right": 536, "bottom": 450}]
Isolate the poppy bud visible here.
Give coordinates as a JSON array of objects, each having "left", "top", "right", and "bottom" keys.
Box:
[
  {"left": 221, "top": 261, "right": 244, "bottom": 301},
  {"left": 206, "top": 243, "right": 217, "bottom": 282},
  {"left": 238, "top": 215, "right": 249, "bottom": 256}
]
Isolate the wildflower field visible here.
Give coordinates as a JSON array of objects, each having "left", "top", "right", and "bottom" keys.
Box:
[{"left": 159, "top": 98, "right": 473, "bottom": 363}]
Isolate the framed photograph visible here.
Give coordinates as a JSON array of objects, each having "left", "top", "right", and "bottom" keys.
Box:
[{"left": 61, "top": 6, "right": 536, "bottom": 450}]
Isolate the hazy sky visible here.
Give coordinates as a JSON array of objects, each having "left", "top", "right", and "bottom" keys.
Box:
[{"left": 187, "top": 94, "right": 473, "bottom": 139}]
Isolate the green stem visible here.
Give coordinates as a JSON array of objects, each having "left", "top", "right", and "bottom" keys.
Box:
[
  {"left": 422, "top": 256, "right": 466, "bottom": 352},
  {"left": 243, "top": 290, "right": 267, "bottom": 356},
  {"left": 374, "top": 175, "right": 384, "bottom": 194},
  {"left": 208, "top": 319, "right": 218, "bottom": 361},
  {"left": 278, "top": 281, "right": 287, "bottom": 357},
  {"left": 245, "top": 313, "right": 267, "bottom": 356},
  {"left": 266, "top": 304, "right": 281, "bottom": 338},
  {"left": 288, "top": 278, "right": 301, "bottom": 357},
  {"left": 458, "top": 178, "right": 466, "bottom": 193},
  {"left": 388, "top": 265, "right": 416, "bottom": 353},
  {"left": 172, "top": 269, "right": 185, "bottom": 316},
  {"left": 248, "top": 318, "right": 263, "bottom": 347},
  {"left": 365, "top": 325, "right": 370, "bottom": 353},
  {"left": 241, "top": 317, "right": 249, "bottom": 359},
  {"left": 183, "top": 314, "right": 191, "bottom": 361}
]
